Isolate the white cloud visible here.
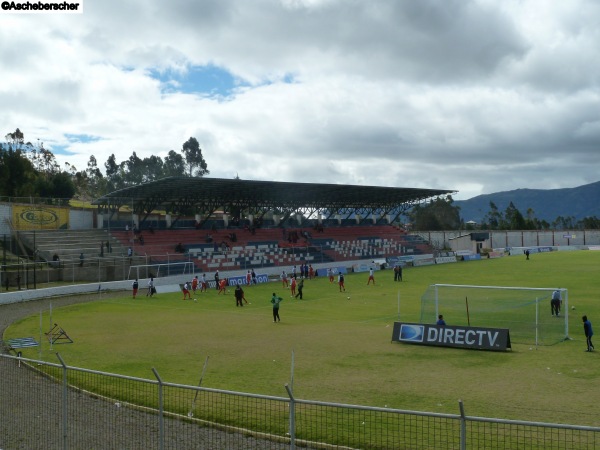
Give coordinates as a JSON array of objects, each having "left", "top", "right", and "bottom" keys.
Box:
[{"left": 1, "top": 0, "right": 599, "bottom": 201}]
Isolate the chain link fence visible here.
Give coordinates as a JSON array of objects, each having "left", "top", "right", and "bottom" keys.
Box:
[{"left": 1, "top": 353, "right": 599, "bottom": 450}]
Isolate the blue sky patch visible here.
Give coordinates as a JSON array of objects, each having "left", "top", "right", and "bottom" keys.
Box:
[{"left": 149, "top": 65, "right": 249, "bottom": 97}]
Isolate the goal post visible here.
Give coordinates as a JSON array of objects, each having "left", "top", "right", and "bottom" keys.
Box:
[
  {"left": 127, "top": 262, "right": 194, "bottom": 280},
  {"left": 420, "top": 284, "right": 569, "bottom": 346}
]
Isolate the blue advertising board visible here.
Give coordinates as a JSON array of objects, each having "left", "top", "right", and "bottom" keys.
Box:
[{"left": 392, "top": 322, "right": 511, "bottom": 351}]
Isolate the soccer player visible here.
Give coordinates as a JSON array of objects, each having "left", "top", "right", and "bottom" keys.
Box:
[
  {"left": 214, "top": 270, "right": 220, "bottom": 290},
  {"left": 200, "top": 274, "right": 207, "bottom": 292},
  {"left": 328, "top": 268, "right": 334, "bottom": 283},
  {"left": 246, "top": 270, "right": 252, "bottom": 286},
  {"left": 271, "top": 293, "right": 283, "bottom": 322},
  {"left": 218, "top": 278, "right": 228, "bottom": 295},
  {"left": 367, "top": 268, "right": 375, "bottom": 285},
  {"left": 234, "top": 285, "right": 245, "bottom": 307},
  {"left": 281, "top": 270, "right": 289, "bottom": 288},
  {"left": 132, "top": 279, "right": 139, "bottom": 299},
  {"left": 338, "top": 273, "right": 345, "bottom": 292},
  {"left": 290, "top": 276, "right": 297, "bottom": 297},
  {"left": 182, "top": 282, "right": 192, "bottom": 300},
  {"left": 191, "top": 276, "right": 199, "bottom": 295},
  {"left": 551, "top": 289, "right": 561, "bottom": 316},
  {"left": 583, "top": 315, "right": 594, "bottom": 352},
  {"left": 295, "top": 278, "right": 304, "bottom": 299}
]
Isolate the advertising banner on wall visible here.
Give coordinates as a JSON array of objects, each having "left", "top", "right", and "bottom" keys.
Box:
[
  {"left": 392, "top": 322, "right": 511, "bottom": 351},
  {"left": 12, "top": 205, "right": 69, "bottom": 230}
]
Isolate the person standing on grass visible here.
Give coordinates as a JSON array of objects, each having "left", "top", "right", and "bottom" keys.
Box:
[
  {"left": 182, "top": 282, "right": 192, "bottom": 300},
  {"left": 214, "top": 270, "right": 220, "bottom": 290},
  {"left": 338, "top": 273, "right": 345, "bottom": 292},
  {"left": 132, "top": 279, "right": 139, "bottom": 299},
  {"left": 295, "top": 278, "right": 304, "bottom": 299},
  {"left": 218, "top": 278, "right": 228, "bottom": 295},
  {"left": 290, "top": 276, "right": 297, "bottom": 297},
  {"left": 583, "top": 315, "right": 594, "bottom": 352},
  {"left": 281, "top": 270, "right": 289, "bottom": 288},
  {"left": 200, "top": 274, "right": 207, "bottom": 292},
  {"left": 191, "top": 276, "right": 198, "bottom": 295},
  {"left": 328, "top": 268, "right": 334, "bottom": 283},
  {"left": 271, "top": 293, "right": 283, "bottom": 322},
  {"left": 147, "top": 277, "right": 155, "bottom": 297},
  {"left": 367, "top": 268, "right": 375, "bottom": 285},
  {"left": 235, "top": 285, "right": 245, "bottom": 307}
]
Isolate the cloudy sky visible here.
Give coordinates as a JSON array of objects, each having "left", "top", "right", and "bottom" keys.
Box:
[{"left": 1, "top": 0, "right": 599, "bottom": 200}]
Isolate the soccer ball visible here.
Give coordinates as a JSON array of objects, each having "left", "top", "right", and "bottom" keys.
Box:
[
  {"left": 571, "top": 306, "right": 575, "bottom": 310},
  {"left": 193, "top": 298, "right": 197, "bottom": 302},
  {"left": 347, "top": 296, "right": 350, "bottom": 300}
]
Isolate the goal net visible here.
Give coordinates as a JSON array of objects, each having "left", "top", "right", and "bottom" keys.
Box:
[
  {"left": 127, "top": 262, "right": 194, "bottom": 280},
  {"left": 420, "top": 284, "right": 569, "bottom": 346}
]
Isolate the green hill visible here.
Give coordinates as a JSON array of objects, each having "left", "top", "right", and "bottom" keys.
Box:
[{"left": 455, "top": 181, "right": 600, "bottom": 223}]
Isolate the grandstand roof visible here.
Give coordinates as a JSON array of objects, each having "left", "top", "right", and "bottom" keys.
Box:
[{"left": 93, "top": 177, "right": 455, "bottom": 224}]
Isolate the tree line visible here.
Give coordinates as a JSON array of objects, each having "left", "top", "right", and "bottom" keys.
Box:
[
  {"left": 0, "top": 128, "right": 209, "bottom": 201},
  {"left": 407, "top": 196, "right": 600, "bottom": 231},
  {"left": 3, "top": 128, "right": 599, "bottom": 230}
]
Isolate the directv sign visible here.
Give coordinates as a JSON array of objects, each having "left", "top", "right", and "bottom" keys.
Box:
[{"left": 392, "top": 322, "right": 511, "bottom": 351}]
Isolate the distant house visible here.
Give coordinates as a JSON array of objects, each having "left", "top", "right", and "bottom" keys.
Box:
[{"left": 449, "top": 232, "right": 490, "bottom": 254}]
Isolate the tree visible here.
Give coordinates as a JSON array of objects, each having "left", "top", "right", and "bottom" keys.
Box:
[
  {"left": 1, "top": 129, "right": 38, "bottom": 196},
  {"left": 504, "top": 202, "right": 526, "bottom": 230},
  {"left": 483, "top": 202, "right": 502, "bottom": 230},
  {"left": 104, "top": 153, "right": 125, "bottom": 191},
  {"left": 181, "top": 137, "right": 209, "bottom": 177},
  {"left": 163, "top": 150, "right": 186, "bottom": 177},
  {"left": 409, "top": 195, "right": 461, "bottom": 231}
]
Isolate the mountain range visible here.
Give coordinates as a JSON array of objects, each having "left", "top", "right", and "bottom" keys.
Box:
[{"left": 454, "top": 181, "right": 600, "bottom": 223}]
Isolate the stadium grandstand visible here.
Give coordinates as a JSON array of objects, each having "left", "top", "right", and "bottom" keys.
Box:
[{"left": 1, "top": 177, "right": 453, "bottom": 286}]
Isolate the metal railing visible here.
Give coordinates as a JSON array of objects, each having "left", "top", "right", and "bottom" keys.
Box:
[{"left": 1, "top": 353, "right": 598, "bottom": 450}]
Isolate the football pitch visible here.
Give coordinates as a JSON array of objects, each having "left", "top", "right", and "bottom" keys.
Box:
[{"left": 6, "top": 250, "right": 600, "bottom": 426}]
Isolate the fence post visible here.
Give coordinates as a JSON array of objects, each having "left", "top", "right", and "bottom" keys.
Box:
[
  {"left": 285, "top": 384, "right": 295, "bottom": 450},
  {"left": 56, "top": 353, "right": 69, "bottom": 450},
  {"left": 152, "top": 368, "right": 165, "bottom": 450},
  {"left": 458, "top": 399, "right": 466, "bottom": 450}
]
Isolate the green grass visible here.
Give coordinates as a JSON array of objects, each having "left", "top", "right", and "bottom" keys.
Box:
[{"left": 6, "top": 250, "right": 600, "bottom": 428}]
